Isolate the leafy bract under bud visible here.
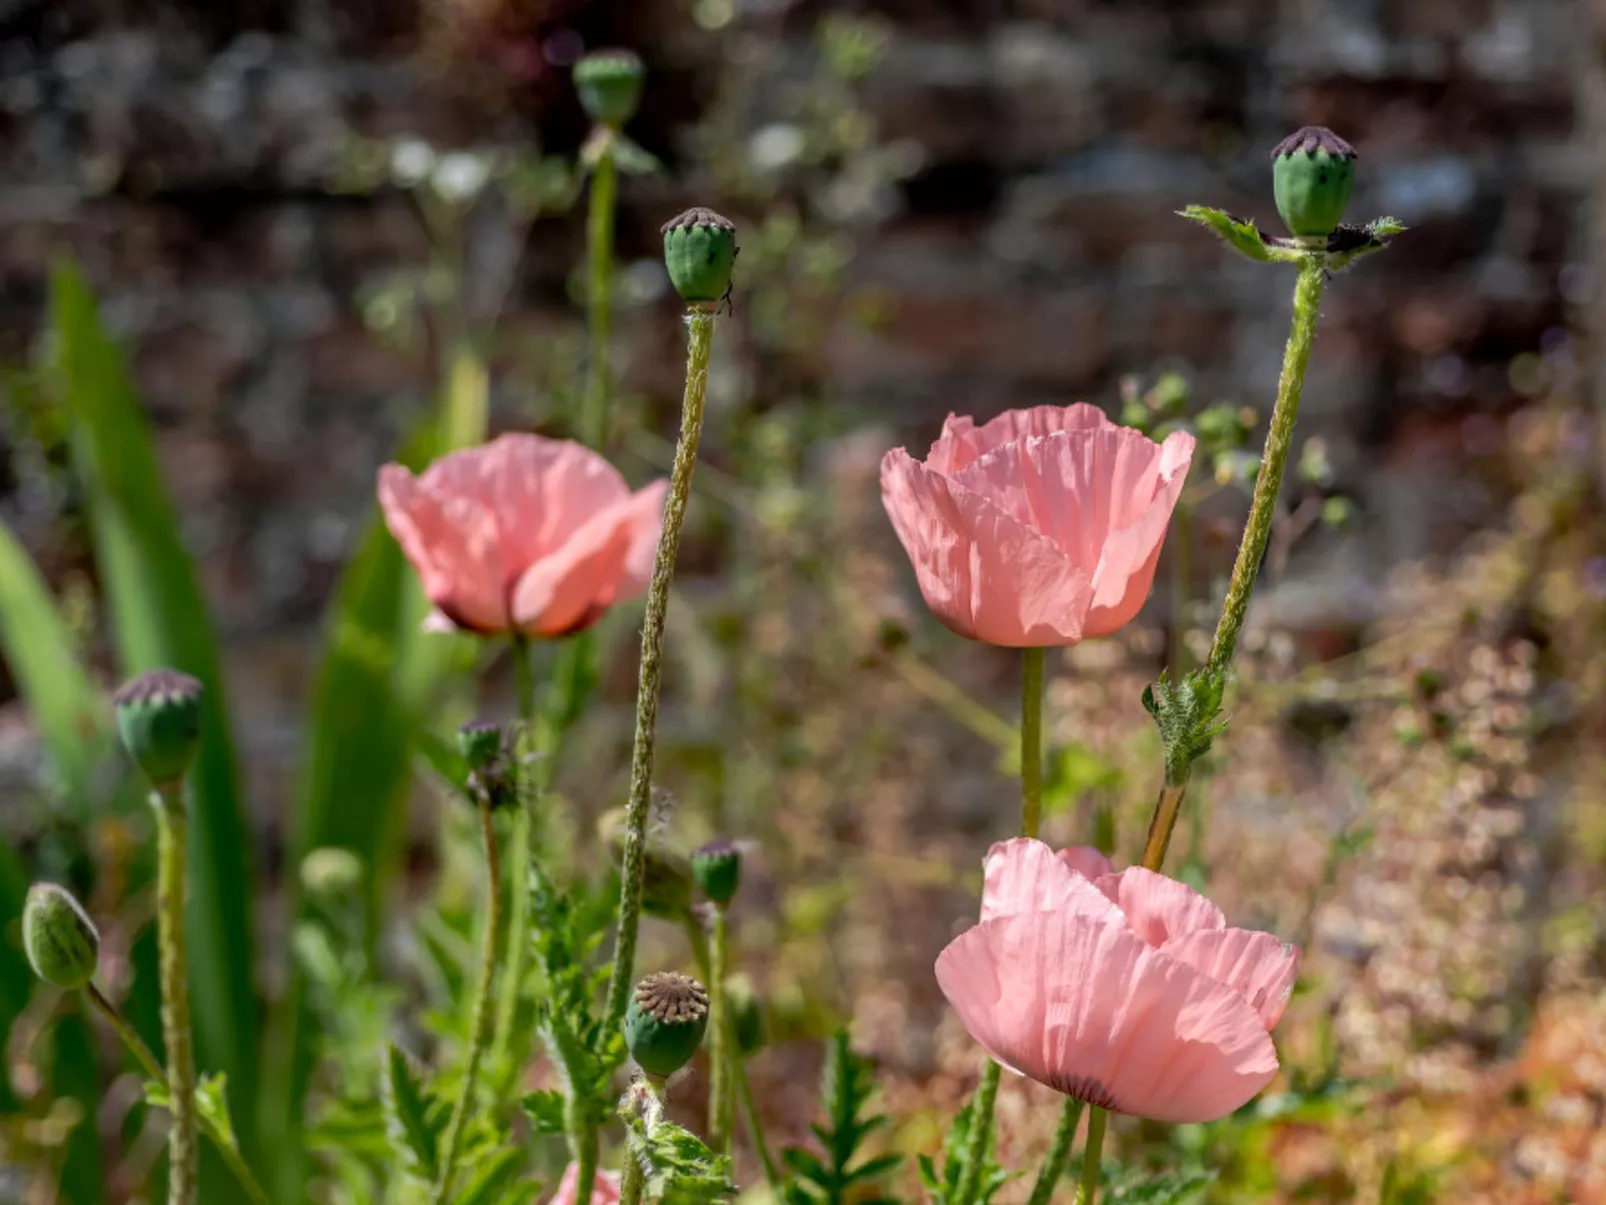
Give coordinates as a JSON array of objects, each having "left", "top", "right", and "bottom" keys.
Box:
[
  {"left": 457, "top": 719, "right": 505, "bottom": 772},
  {"left": 113, "top": 669, "right": 204, "bottom": 789},
  {"left": 575, "top": 49, "right": 645, "bottom": 129},
  {"left": 625, "top": 972, "right": 709, "bottom": 1078},
  {"left": 1271, "top": 126, "right": 1356, "bottom": 238},
  {"left": 662, "top": 208, "right": 737, "bottom": 304},
  {"left": 691, "top": 839, "right": 741, "bottom": 905},
  {"left": 24, "top": 883, "right": 100, "bottom": 989}
]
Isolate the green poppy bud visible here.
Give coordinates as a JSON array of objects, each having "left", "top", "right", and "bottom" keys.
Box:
[
  {"left": 662, "top": 208, "right": 737, "bottom": 304},
  {"left": 113, "top": 669, "right": 204, "bottom": 789},
  {"left": 624, "top": 972, "right": 709, "bottom": 1078},
  {"left": 574, "top": 49, "right": 645, "bottom": 130},
  {"left": 1271, "top": 126, "right": 1356, "bottom": 238},
  {"left": 691, "top": 839, "right": 741, "bottom": 906},
  {"left": 727, "top": 973, "right": 766, "bottom": 1057},
  {"left": 24, "top": 883, "right": 100, "bottom": 989},
  {"left": 457, "top": 719, "right": 505, "bottom": 773}
]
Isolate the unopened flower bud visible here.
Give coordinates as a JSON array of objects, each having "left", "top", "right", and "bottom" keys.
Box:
[
  {"left": 662, "top": 208, "right": 737, "bottom": 304},
  {"left": 113, "top": 669, "right": 203, "bottom": 789},
  {"left": 574, "top": 49, "right": 645, "bottom": 130},
  {"left": 691, "top": 839, "right": 741, "bottom": 906},
  {"left": 1271, "top": 126, "right": 1356, "bottom": 238},
  {"left": 24, "top": 884, "right": 100, "bottom": 989},
  {"left": 625, "top": 972, "right": 709, "bottom": 1078}
]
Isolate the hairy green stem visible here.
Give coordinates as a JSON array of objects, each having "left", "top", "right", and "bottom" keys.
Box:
[
  {"left": 582, "top": 147, "right": 619, "bottom": 450},
  {"left": 1020, "top": 647, "right": 1045, "bottom": 840},
  {"left": 619, "top": 1144, "right": 646, "bottom": 1205},
  {"left": 152, "top": 785, "right": 197, "bottom": 1205},
  {"left": 953, "top": 1060, "right": 1001, "bottom": 1205},
  {"left": 432, "top": 799, "right": 504, "bottom": 1204},
  {"left": 708, "top": 904, "right": 732, "bottom": 1153},
  {"left": 735, "top": 1053, "right": 781, "bottom": 1191},
  {"left": 604, "top": 305, "right": 716, "bottom": 1036},
  {"left": 1141, "top": 254, "right": 1327, "bottom": 873},
  {"left": 84, "top": 984, "right": 269, "bottom": 1205},
  {"left": 568, "top": 1097, "right": 600, "bottom": 1205},
  {"left": 490, "top": 636, "right": 538, "bottom": 1082},
  {"left": 1026, "top": 1099, "right": 1085, "bottom": 1205},
  {"left": 1076, "top": 1107, "right": 1108, "bottom": 1205}
]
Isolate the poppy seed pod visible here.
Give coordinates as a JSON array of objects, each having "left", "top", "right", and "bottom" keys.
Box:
[
  {"left": 624, "top": 972, "right": 709, "bottom": 1078},
  {"left": 1271, "top": 126, "right": 1356, "bottom": 238},
  {"left": 24, "top": 883, "right": 100, "bottom": 989},
  {"left": 691, "top": 839, "right": 741, "bottom": 905},
  {"left": 113, "top": 669, "right": 204, "bottom": 789},
  {"left": 574, "top": 49, "right": 645, "bottom": 130},
  {"left": 662, "top": 208, "right": 737, "bottom": 304}
]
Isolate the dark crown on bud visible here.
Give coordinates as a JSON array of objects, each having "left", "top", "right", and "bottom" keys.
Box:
[
  {"left": 691, "top": 838, "right": 742, "bottom": 905},
  {"left": 662, "top": 207, "right": 738, "bottom": 304},
  {"left": 624, "top": 971, "right": 709, "bottom": 1078},
  {"left": 113, "top": 668, "right": 204, "bottom": 789},
  {"left": 1270, "top": 126, "right": 1356, "bottom": 238}
]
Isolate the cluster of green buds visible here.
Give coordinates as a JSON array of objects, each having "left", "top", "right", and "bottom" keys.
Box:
[{"left": 625, "top": 971, "right": 709, "bottom": 1078}]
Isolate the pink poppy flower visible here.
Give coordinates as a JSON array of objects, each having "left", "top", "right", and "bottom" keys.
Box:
[
  {"left": 936, "top": 838, "right": 1300, "bottom": 1123},
  {"left": 379, "top": 433, "right": 666, "bottom": 637},
  {"left": 548, "top": 1163, "right": 621, "bottom": 1205},
  {"left": 880, "top": 404, "right": 1194, "bottom": 647}
]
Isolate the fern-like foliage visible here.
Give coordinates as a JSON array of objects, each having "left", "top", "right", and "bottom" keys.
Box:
[
  {"left": 380, "top": 1042, "right": 448, "bottom": 1186},
  {"left": 916, "top": 1094, "right": 1010, "bottom": 1205},
  {"left": 780, "top": 1031, "right": 902, "bottom": 1205}
]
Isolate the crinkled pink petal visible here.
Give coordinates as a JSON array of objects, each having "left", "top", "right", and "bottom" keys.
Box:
[
  {"left": 1094, "top": 867, "right": 1226, "bottom": 947},
  {"left": 881, "top": 449, "right": 1094, "bottom": 647},
  {"left": 378, "top": 465, "right": 508, "bottom": 631},
  {"left": 936, "top": 910, "right": 1280, "bottom": 1123},
  {"left": 1162, "top": 928, "right": 1302, "bottom": 1028},
  {"left": 928, "top": 404, "right": 1117, "bottom": 475},
  {"left": 511, "top": 486, "right": 664, "bottom": 636},
  {"left": 616, "top": 481, "right": 669, "bottom": 597},
  {"left": 1059, "top": 845, "right": 1117, "bottom": 881},
  {"left": 980, "top": 839, "right": 1125, "bottom": 923},
  {"left": 548, "top": 1161, "right": 622, "bottom": 1205},
  {"left": 421, "top": 433, "right": 630, "bottom": 581},
  {"left": 1084, "top": 430, "right": 1195, "bottom": 636}
]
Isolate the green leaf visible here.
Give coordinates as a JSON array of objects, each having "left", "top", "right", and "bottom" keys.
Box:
[
  {"left": 0, "top": 516, "right": 110, "bottom": 813},
  {"left": 780, "top": 1031, "right": 900, "bottom": 1202},
  {"left": 518, "top": 1090, "right": 567, "bottom": 1135},
  {"left": 382, "top": 1043, "right": 444, "bottom": 1185},
  {"left": 1177, "top": 206, "right": 1284, "bottom": 263},
  {"left": 197, "top": 1072, "right": 239, "bottom": 1152},
  {"left": 48, "top": 255, "right": 258, "bottom": 1159},
  {"left": 454, "top": 1148, "right": 528, "bottom": 1205}
]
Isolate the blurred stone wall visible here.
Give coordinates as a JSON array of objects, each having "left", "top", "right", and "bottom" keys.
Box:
[{"left": 0, "top": 0, "right": 1588, "bottom": 781}]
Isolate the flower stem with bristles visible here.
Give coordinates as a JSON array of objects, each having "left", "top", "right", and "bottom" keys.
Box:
[
  {"left": 152, "top": 783, "right": 197, "bottom": 1205},
  {"left": 490, "top": 636, "right": 536, "bottom": 1083},
  {"left": 604, "top": 303, "right": 715, "bottom": 1038},
  {"left": 1076, "top": 1106, "right": 1108, "bottom": 1204},
  {"left": 1026, "top": 1100, "right": 1085, "bottom": 1205},
  {"left": 582, "top": 145, "right": 619, "bottom": 450},
  {"left": 708, "top": 903, "right": 732, "bottom": 1153},
  {"left": 432, "top": 796, "right": 504, "bottom": 1204}
]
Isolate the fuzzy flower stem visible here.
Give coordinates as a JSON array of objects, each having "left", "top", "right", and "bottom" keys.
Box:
[
  {"left": 1026, "top": 1099, "right": 1085, "bottom": 1205},
  {"left": 432, "top": 797, "right": 504, "bottom": 1204},
  {"left": 569, "top": 1098, "right": 600, "bottom": 1205},
  {"left": 708, "top": 903, "right": 732, "bottom": 1153},
  {"left": 619, "top": 1141, "right": 647, "bottom": 1205},
  {"left": 1141, "top": 253, "right": 1327, "bottom": 873},
  {"left": 582, "top": 147, "right": 619, "bottom": 450},
  {"left": 152, "top": 783, "right": 197, "bottom": 1205},
  {"left": 490, "top": 636, "right": 537, "bottom": 1080},
  {"left": 1076, "top": 1106, "right": 1108, "bottom": 1205},
  {"left": 604, "top": 305, "right": 716, "bottom": 1036},
  {"left": 84, "top": 984, "right": 270, "bottom": 1205},
  {"left": 954, "top": 1061, "right": 1001, "bottom": 1205},
  {"left": 736, "top": 1054, "right": 781, "bottom": 1191}
]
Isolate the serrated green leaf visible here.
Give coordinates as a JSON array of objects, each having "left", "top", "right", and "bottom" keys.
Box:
[
  {"left": 382, "top": 1043, "right": 443, "bottom": 1184},
  {"left": 454, "top": 1147, "right": 526, "bottom": 1205},
  {"left": 518, "top": 1090, "right": 567, "bottom": 1135},
  {"left": 1177, "top": 206, "right": 1282, "bottom": 263}
]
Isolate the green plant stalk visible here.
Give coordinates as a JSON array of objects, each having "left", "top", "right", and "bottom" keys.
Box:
[
  {"left": 708, "top": 903, "right": 732, "bottom": 1153},
  {"left": 1076, "top": 1106, "right": 1108, "bottom": 1205},
  {"left": 603, "top": 305, "right": 716, "bottom": 1036},
  {"left": 153, "top": 784, "right": 198, "bottom": 1205},
  {"left": 490, "top": 635, "right": 538, "bottom": 1081},
  {"left": 1169, "top": 499, "right": 1193, "bottom": 677},
  {"left": 1141, "top": 254, "right": 1327, "bottom": 873},
  {"left": 568, "top": 1095, "right": 600, "bottom": 1205},
  {"left": 735, "top": 1054, "right": 781, "bottom": 1191},
  {"left": 955, "top": 645, "right": 1045, "bottom": 1202},
  {"left": 84, "top": 984, "right": 270, "bottom": 1205},
  {"left": 619, "top": 1143, "right": 646, "bottom": 1205},
  {"left": 1025, "top": 1099, "right": 1085, "bottom": 1205},
  {"left": 431, "top": 798, "right": 504, "bottom": 1204},
  {"left": 582, "top": 147, "right": 619, "bottom": 450}
]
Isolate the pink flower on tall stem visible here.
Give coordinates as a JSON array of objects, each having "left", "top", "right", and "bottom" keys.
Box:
[
  {"left": 379, "top": 433, "right": 666, "bottom": 637},
  {"left": 547, "top": 1163, "right": 621, "bottom": 1205},
  {"left": 881, "top": 405, "right": 1194, "bottom": 647},
  {"left": 936, "top": 839, "right": 1300, "bottom": 1124}
]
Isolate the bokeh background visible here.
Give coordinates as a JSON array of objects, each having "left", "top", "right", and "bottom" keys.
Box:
[{"left": 3, "top": 0, "right": 1606, "bottom": 1201}]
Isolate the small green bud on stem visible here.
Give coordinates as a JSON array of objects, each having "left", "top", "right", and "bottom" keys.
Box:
[
  {"left": 575, "top": 49, "right": 645, "bottom": 130},
  {"left": 691, "top": 839, "right": 742, "bottom": 905},
  {"left": 625, "top": 972, "right": 709, "bottom": 1078},
  {"left": 113, "top": 669, "right": 204, "bottom": 789},
  {"left": 662, "top": 208, "right": 737, "bottom": 304},
  {"left": 24, "top": 883, "right": 100, "bottom": 989},
  {"left": 1271, "top": 126, "right": 1356, "bottom": 239}
]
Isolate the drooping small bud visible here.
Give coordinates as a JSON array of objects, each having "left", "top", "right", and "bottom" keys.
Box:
[
  {"left": 624, "top": 972, "right": 709, "bottom": 1078},
  {"left": 1271, "top": 126, "right": 1356, "bottom": 238},
  {"left": 300, "top": 847, "right": 365, "bottom": 897},
  {"left": 574, "top": 49, "right": 646, "bottom": 130},
  {"left": 24, "top": 883, "right": 100, "bottom": 989},
  {"left": 457, "top": 719, "right": 505, "bottom": 773},
  {"left": 113, "top": 669, "right": 204, "bottom": 789},
  {"left": 662, "top": 208, "right": 737, "bottom": 304},
  {"left": 599, "top": 808, "right": 693, "bottom": 919},
  {"left": 690, "top": 839, "right": 741, "bottom": 906}
]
